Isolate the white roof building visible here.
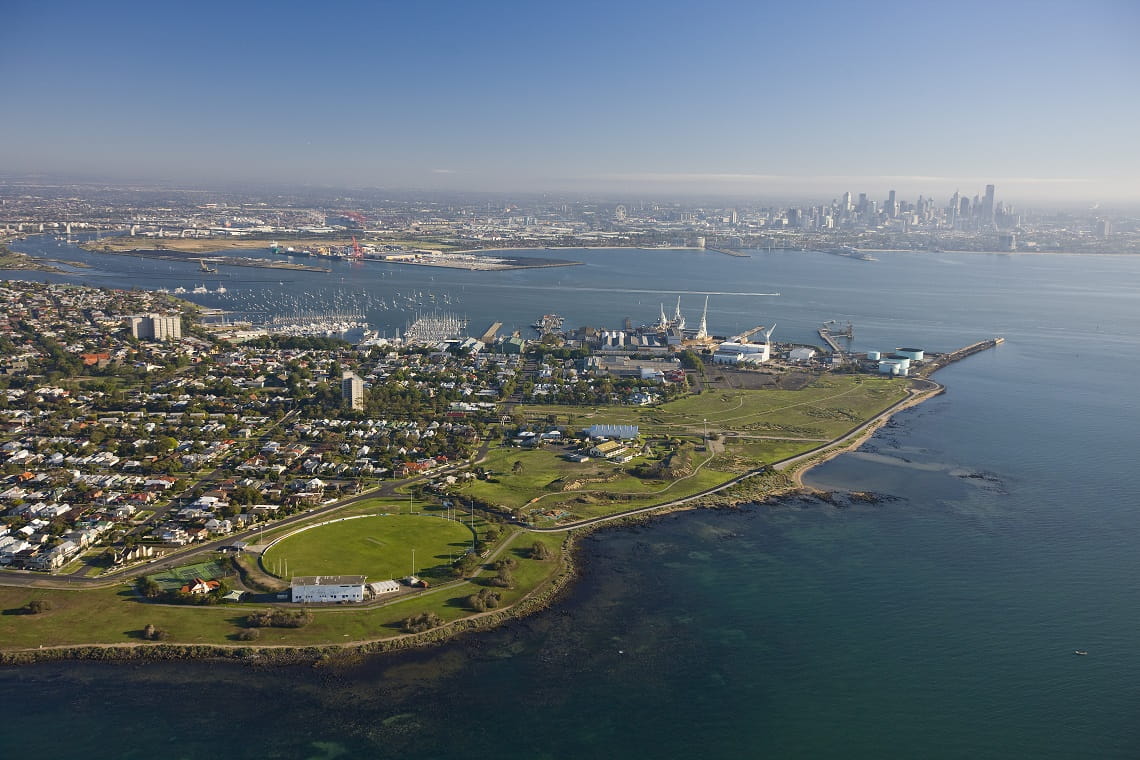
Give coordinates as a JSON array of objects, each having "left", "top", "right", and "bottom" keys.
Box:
[{"left": 291, "top": 575, "right": 366, "bottom": 603}]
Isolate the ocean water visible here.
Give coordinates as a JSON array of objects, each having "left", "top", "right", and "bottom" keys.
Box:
[{"left": 2, "top": 239, "right": 1139, "bottom": 758}]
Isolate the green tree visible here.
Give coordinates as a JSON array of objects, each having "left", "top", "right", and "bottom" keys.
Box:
[{"left": 25, "top": 599, "right": 52, "bottom": 614}]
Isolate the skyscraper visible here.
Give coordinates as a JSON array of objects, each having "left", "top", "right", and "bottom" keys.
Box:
[{"left": 983, "top": 184, "right": 996, "bottom": 225}]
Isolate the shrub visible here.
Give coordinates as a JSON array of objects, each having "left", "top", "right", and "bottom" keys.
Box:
[
  {"left": 137, "top": 577, "right": 162, "bottom": 599},
  {"left": 25, "top": 599, "right": 52, "bottom": 614},
  {"left": 245, "top": 608, "right": 313, "bottom": 629},
  {"left": 141, "top": 623, "right": 168, "bottom": 641},
  {"left": 489, "top": 566, "right": 514, "bottom": 589},
  {"left": 466, "top": 588, "right": 502, "bottom": 612},
  {"left": 236, "top": 628, "right": 260, "bottom": 641},
  {"left": 401, "top": 611, "right": 444, "bottom": 634},
  {"left": 493, "top": 557, "right": 518, "bottom": 571},
  {"left": 529, "top": 541, "right": 553, "bottom": 561}
]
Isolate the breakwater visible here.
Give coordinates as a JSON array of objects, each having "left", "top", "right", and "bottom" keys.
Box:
[{"left": 926, "top": 337, "right": 1004, "bottom": 372}]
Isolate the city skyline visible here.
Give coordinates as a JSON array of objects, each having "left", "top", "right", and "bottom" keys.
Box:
[{"left": 3, "top": 0, "right": 1138, "bottom": 202}]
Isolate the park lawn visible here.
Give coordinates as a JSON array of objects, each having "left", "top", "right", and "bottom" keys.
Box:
[
  {"left": 465, "top": 447, "right": 623, "bottom": 509},
  {"left": 0, "top": 584, "right": 249, "bottom": 648},
  {"left": 262, "top": 514, "right": 475, "bottom": 582},
  {"left": 0, "top": 530, "right": 568, "bottom": 651},
  {"left": 517, "top": 376, "right": 907, "bottom": 442},
  {"left": 526, "top": 465, "right": 737, "bottom": 522},
  {"left": 518, "top": 404, "right": 641, "bottom": 431},
  {"left": 716, "top": 437, "right": 834, "bottom": 468},
  {"left": 464, "top": 441, "right": 747, "bottom": 521}
]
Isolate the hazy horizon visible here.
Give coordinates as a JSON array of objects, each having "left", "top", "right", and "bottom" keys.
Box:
[{"left": 3, "top": 0, "right": 1137, "bottom": 204}]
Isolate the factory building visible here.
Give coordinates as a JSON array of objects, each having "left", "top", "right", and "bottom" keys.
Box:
[{"left": 713, "top": 341, "right": 770, "bottom": 365}]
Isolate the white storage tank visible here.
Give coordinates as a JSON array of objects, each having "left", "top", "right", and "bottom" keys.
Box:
[
  {"left": 867, "top": 351, "right": 881, "bottom": 361},
  {"left": 895, "top": 347, "right": 925, "bottom": 361}
]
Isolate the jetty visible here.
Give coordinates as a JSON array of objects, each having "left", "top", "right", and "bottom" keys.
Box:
[
  {"left": 924, "top": 337, "right": 1004, "bottom": 372},
  {"left": 731, "top": 325, "right": 769, "bottom": 342},
  {"left": 480, "top": 321, "right": 503, "bottom": 343},
  {"left": 706, "top": 247, "right": 750, "bottom": 258},
  {"left": 818, "top": 320, "right": 853, "bottom": 353}
]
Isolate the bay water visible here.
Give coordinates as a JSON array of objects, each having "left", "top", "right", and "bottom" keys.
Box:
[{"left": 2, "top": 238, "right": 1138, "bottom": 758}]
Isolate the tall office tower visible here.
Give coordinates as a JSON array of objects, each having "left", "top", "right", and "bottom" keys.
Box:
[
  {"left": 842, "top": 191, "right": 852, "bottom": 212},
  {"left": 983, "top": 184, "right": 995, "bottom": 223},
  {"left": 857, "top": 193, "right": 868, "bottom": 213},
  {"left": 729, "top": 209, "right": 738, "bottom": 225},
  {"left": 960, "top": 197, "right": 971, "bottom": 219},
  {"left": 887, "top": 190, "right": 897, "bottom": 217},
  {"left": 342, "top": 371, "right": 365, "bottom": 411}
]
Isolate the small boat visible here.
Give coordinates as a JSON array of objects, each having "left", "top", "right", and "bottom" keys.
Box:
[{"left": 1074, "top": 650, "right": 1088, "bottom": 656}]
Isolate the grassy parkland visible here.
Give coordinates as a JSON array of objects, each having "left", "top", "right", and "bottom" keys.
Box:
[{"left": 461, "top": 375, "right": 909, "bottom": 525}]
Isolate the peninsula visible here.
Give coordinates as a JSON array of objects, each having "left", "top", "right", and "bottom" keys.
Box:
[{"left": 0, "top": 279, "right": 1000, "bottom": 663}]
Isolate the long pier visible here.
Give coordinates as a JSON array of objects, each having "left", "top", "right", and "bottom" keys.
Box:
[
  {"left": 731, "top": 325, "right": 768, "bottom": 342},
  {"left": 706, "top": 247, "right": 750, "bottom": 258},
  {"left": 480, "top": 321, "right": 503, "bottom": 343},
  {"left": 925, "top": 337, "right": 1004, "bottom": 372},
  {"left": 818, "top": 328, "right": 844, "bottom": 353}
]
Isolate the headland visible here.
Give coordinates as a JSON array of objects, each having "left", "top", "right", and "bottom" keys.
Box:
[{"left": 0, "top": 320, "right": 998, "bottom": 664}]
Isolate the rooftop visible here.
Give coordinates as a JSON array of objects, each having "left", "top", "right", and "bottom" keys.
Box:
[{"left": 291, "top": 575, "right": 367, "bottom": 587}]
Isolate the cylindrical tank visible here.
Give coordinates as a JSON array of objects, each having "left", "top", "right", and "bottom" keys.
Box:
[{"left": 867, "top": 351, "right": 881, "bottom": 361}]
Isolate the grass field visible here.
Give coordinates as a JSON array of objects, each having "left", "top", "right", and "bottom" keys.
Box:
[
  {"left": 462, "top": 442, "right": 741, "bottom": 523},
  {"left": 520, "top": 375, "right": 906, "bottom": 440},
  {"left": 262, "top": 514, "right": 475, "bottom": 582}
]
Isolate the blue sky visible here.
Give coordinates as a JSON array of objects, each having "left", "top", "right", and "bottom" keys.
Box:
[{"left": 2, "top": 0, "right": 1137, "bottom": 202}]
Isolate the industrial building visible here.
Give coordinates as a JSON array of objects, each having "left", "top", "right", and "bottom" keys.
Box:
[{"left": 713, "top": 341, "right": 770, "bottom": 365}]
